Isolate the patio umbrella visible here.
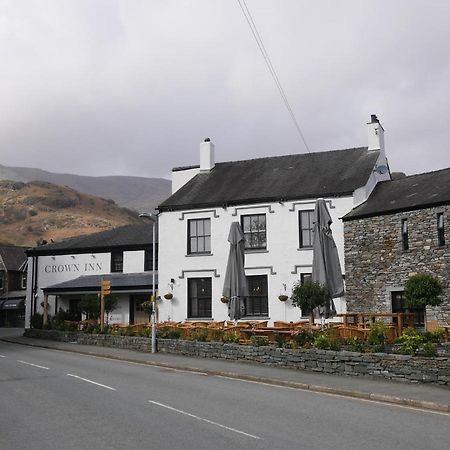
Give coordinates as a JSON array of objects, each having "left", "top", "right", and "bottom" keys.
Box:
[
  {"left": 312, "top": 199, "right": 344, "bottom": 318},
  {"left": 223, "top": 222, "right": 249, "bottom": 321}
]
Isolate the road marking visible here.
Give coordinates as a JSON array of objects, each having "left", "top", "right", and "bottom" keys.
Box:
[
  {"left": 148, "top": 400, "right": 262, "bottom": 440},
  {"left": 67, "top": 373, "right": 116, "bottom": 391},
  {"left": 0, "top": 355, "right": 5, "bottom": 358},
  {"left": 17, "top": 360, "right": 50, "bottom": 370}
]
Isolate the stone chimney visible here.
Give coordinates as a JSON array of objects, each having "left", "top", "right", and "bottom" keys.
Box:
[
  {"left": 200, "top": 138, "right": 215, "bottom": 171},
  {"left": 367, "top": 114, "right": 385, "bottom": 152}
]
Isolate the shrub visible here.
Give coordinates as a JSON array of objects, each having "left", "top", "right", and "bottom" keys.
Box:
[
  {"left": 419, "top": 342, "right": 438, "bottom": 357},
  {"left": 292, "top": 329, "right": 316, "bottom": 348},
  {"left": 223, "top": 331, "right": 240, "bottom": 344},
  {"left": 367, "top": 322, "right": 387, "bottom": 352},
  {"left": 190, "top": 329, "right": 209, "bottom": 342},
  {"left": 423, "top": 329, "right": 445, "bottom": 343},
  {"left": 250, "top": 336, "right": 270, "bottom": 347},
  {"left": 405, "top": 273, "right": 443, "bottom": 309},
  {"left": 314, "top": 331, "right": 340, "bottom": 351},
  {"left": 274, "top": 333, "right": 285, "bottom": 348},
  {"left": 157, "top": 326, "right": 182, "bottom": 340},
  {"left": 395, "top": 329, "right": 425, "bottom": 355},
  {"left": 210, "top": 329, "right": 224, "bottom": 342},
  {"left": 346, "top": 336, "right": 368, "bottom": 353},
  {"left": 29, "top": 209, "right": 38, "bottom": 216}
]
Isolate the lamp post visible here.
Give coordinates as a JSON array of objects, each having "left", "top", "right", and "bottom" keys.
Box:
[{"left": 139, "top": 213, "right": 157, "bottom": 354}]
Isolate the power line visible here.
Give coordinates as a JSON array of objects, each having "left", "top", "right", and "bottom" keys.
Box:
[{"left": 236, "top": 0, "right": 311, "bottom": 153}]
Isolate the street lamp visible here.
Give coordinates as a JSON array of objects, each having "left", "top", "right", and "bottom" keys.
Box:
[{"left": 139, "top": 212, "right": 157, "bottom": 354}]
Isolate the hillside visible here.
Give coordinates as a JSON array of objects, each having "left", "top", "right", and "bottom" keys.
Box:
[
  {"left": 0, "top": 180, "right": 142, "bottom": 247},
  {"left": 0, "top": 164, "right": 171, "bottom": 213}
]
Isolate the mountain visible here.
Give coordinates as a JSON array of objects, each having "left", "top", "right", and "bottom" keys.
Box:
[
  {"left": 0, "top": 180, "right": 142, "bottom": 247},
  {"left": 0, "top": 164, "right": 171, "bottom": 214}
]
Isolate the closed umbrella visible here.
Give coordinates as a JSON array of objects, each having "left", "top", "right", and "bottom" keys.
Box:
[
  {"left": 312, "top": 199, "right": 344, "bottom": 318},
  {"left": 223, "top": 222, "right": 249, "bottom": 321}
]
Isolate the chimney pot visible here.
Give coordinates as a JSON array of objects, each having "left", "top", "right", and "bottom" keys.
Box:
[
  {"left": 370, "top": 114, "right": 379, "bottom": 123},
  {"left": 204, "top": 138, "right": 210, "bottom": 142}
]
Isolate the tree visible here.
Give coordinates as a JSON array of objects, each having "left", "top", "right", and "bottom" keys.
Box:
[
  {"left": 79, "top": 294, "right": 118, "bottom": 324},
  {"left": 140, "top": 300, "right": 154, "bottom": 322},
  {"left": 405, "top": 273, "right": 443, "bottom": 311},
  {"left": 290, "top": 281, "right": 331, "bottom": 325}
]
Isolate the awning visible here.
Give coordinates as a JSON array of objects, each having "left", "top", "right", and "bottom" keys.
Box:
[
  {"left": 1, "top": 299, "right": 25, "bottom": 310},
  {"left": 42, "top": 272, "right": 158, "bottom": 295}
]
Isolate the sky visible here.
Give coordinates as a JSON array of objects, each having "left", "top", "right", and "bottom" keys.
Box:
[{"left": 1, "top": 0, "right": 449, "bottom": 180}]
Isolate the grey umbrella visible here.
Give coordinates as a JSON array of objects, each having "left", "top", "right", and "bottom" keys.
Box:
[
  {"left": 223, "top": 222, "right": 249, "bottom": 321},
  {"left": 312, "top": 199, "right": 344, "bottom": 318}
]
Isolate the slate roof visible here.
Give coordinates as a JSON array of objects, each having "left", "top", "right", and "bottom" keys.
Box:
[
  {"left": 0, "top": 246, "right": 28, "bottom": 271},
  {"left": 343, "top": 168, "right": 450, "bottom": 221},
  {"left": 159, "top": 147, "right": 380, "bottom": 211},
  {"left": 42, "top": 272, "right": 158, "bottom": 294},
  {"left": 27, "top": 223, "right": 157, "bottom": 256}
]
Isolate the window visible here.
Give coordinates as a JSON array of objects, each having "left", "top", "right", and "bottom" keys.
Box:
[
  {"left": 21, "top": 274, "right": 27, "bottom": 289},
  {"left": 401, "top": 218, "right": 409, "bottom": 251},
  {"left": 144, "top": 246, "right": 158, "bottom": 271},
  {"left": 188, "top": 219, "right": 211, "bottom": 254},
  {"left": 391, "top": 291, "right": 424, "bottom": 327},
  {"left": 244, "top": 275, "right": 268, "bottom": 317},
  {"left": 188, "top": 278, "right": 212, "bottom": 318},
  {"left": 0, "top": 275, "right": 3, "bottom": 290},
  {"left": 110, "top": 251, "right": 123, "bottom": 273},
  {"left": 241, "top": 214, "right": 266, "bottom": 250},
  {"left": 299, "top": 210, "right": 314, "bottom": 248},
  {"left": 437, "top": 213, "right": 445, "bottom": 246},
  {"left": 300, "top": 273, "right": 312, "bottom": 317}
]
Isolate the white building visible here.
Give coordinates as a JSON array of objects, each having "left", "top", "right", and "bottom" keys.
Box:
[
  {"left": 157, "top": 116, "right": 390, "bottom": 325},
  {"left": 25, "top": 224, "right": 157, "bottom": 327}
]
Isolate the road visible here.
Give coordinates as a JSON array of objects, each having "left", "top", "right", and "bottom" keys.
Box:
[{"left": 0, "top": 336, "right": 449, "bottom": 450}]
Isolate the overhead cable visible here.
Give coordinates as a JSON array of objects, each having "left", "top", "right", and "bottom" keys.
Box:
[{"left": 236, "top": 0, "right": 311, "bottom": 153}]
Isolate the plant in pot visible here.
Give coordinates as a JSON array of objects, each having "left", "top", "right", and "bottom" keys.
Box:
[
  {"left": 290, "top": 280, "right": 331, "bottom": 327},
  {"left": 220, "top": 296, "right": 229, "bottom": 304},
  {"left": 278, "top": 295, "right": 289, "bottom": 302},
  {"left": 404, "top": 273, "right": 443, "bottom": 330},
  {"left": 140, "top": 300, "right": 154, "bottom": 322},
  {"left": 163, "top": 293, "right": 173, "bottom": 300}
]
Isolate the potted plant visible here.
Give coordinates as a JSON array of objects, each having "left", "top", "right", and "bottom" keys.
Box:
[
  {"left": 164, "top": 293, "right": 173, "bottom": 300},
  {"left": 220, "top": 296, "right": 229, "bottom": 304},
  {"left": 278, "top": 295, "right": 289, "bottom": 302},
  {"left": 140, "top": 300, "right": 154, "bottom": 322}
]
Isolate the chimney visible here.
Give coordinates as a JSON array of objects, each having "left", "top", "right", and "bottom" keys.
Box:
[
  {"left": 367, "top": 114, "right": 385, "bottom": 152},
  {"left": 200, "top": 138, "right": 215, "bottom": 171}
]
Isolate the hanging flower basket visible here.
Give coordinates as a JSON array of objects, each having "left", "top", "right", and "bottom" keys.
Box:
[
  {"left": 220, "top": 296, "right": 229, "bottom": 304},
  {"left": 278, "top": 295, "right": 289, "bottom": 302},
  {"left": 164, "top": 293, "right": 173, "bottom": 300}
]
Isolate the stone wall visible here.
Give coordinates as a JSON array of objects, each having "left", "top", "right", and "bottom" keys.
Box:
[
  {"left": 344, "top": 205, "right": 450, "bottom": 323},
  {"left": 24, "top": 329, "right": 450, "bottom": 386}
]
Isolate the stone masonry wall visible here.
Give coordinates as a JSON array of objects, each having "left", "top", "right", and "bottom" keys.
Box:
[
  {"left": 344, "top": 205, "right": 450, "bottom": 323},
  {"left": 24, "top": 329, "right": 450, "bottom": 386}
]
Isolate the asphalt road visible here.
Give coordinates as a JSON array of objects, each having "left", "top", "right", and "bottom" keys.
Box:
[{"left": 1, "top": 339, "right": 449, "bottom": 450}]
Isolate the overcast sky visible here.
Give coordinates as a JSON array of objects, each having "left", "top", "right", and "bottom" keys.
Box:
[{"left": 1, "top": 0, "right": 449, "bottom": 180}]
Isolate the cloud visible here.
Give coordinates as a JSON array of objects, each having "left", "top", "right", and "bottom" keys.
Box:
[{"left": 1, "top": 0, "right": 449, "bottom": 178}]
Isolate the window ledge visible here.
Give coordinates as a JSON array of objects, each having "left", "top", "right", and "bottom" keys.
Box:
[
  {"left": 241, "top": 317, "right": 270, "bottom": 320},
  {"left": 245, "top": 249, "right": 268, "bottom": 254},
  {"left": 185, "top": 318, "right": 213, "bottom": 322},
  {"left": 297, "top": 247, "right": 312, "bottom": 251},
  {"left": 185, "top": 253, "right": 213, "bottom": 257}
]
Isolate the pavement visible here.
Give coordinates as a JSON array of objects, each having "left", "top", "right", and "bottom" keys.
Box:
[{"left": 1, "top": 328, "right": 450, "bottom": 413}]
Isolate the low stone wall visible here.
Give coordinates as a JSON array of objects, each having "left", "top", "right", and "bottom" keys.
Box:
[{"left": 24, "top": 329, "right": 450, "bottom": 386}]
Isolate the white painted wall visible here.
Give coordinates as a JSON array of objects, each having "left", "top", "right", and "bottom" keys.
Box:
[
  {"left": 158, "top": 196, "right": 354, "bottom": 325},
  {"left": 172, "top": 168, "right": 200, "bottom": 194},
  {"left": 25, "top": 250, "right": 147, "bottom": 327}
]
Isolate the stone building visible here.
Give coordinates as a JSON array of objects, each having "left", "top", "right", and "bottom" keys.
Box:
[{"left": 343, "top": 168, "right": 450, "bottom": 325}]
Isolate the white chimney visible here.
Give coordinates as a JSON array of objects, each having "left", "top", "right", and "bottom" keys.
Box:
[
  {"left": 367, "top": 114, "right": 385, "bottom": 152},
  {"left": 200, "top": 138, "right": 215, "bottom": 171}
]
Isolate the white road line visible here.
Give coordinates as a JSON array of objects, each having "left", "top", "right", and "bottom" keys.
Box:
[
  {"left": 17, "top": 360, "right": 50, "bottom": 370},
  {"left": 148, "top": 400, "right": 262, "bottom": 440},
  {"left": 0, "top": 355, "right": 5, "bottom": 358},
  {"left": 67, "top": 373, "right": 116, "bottom": 391}
]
